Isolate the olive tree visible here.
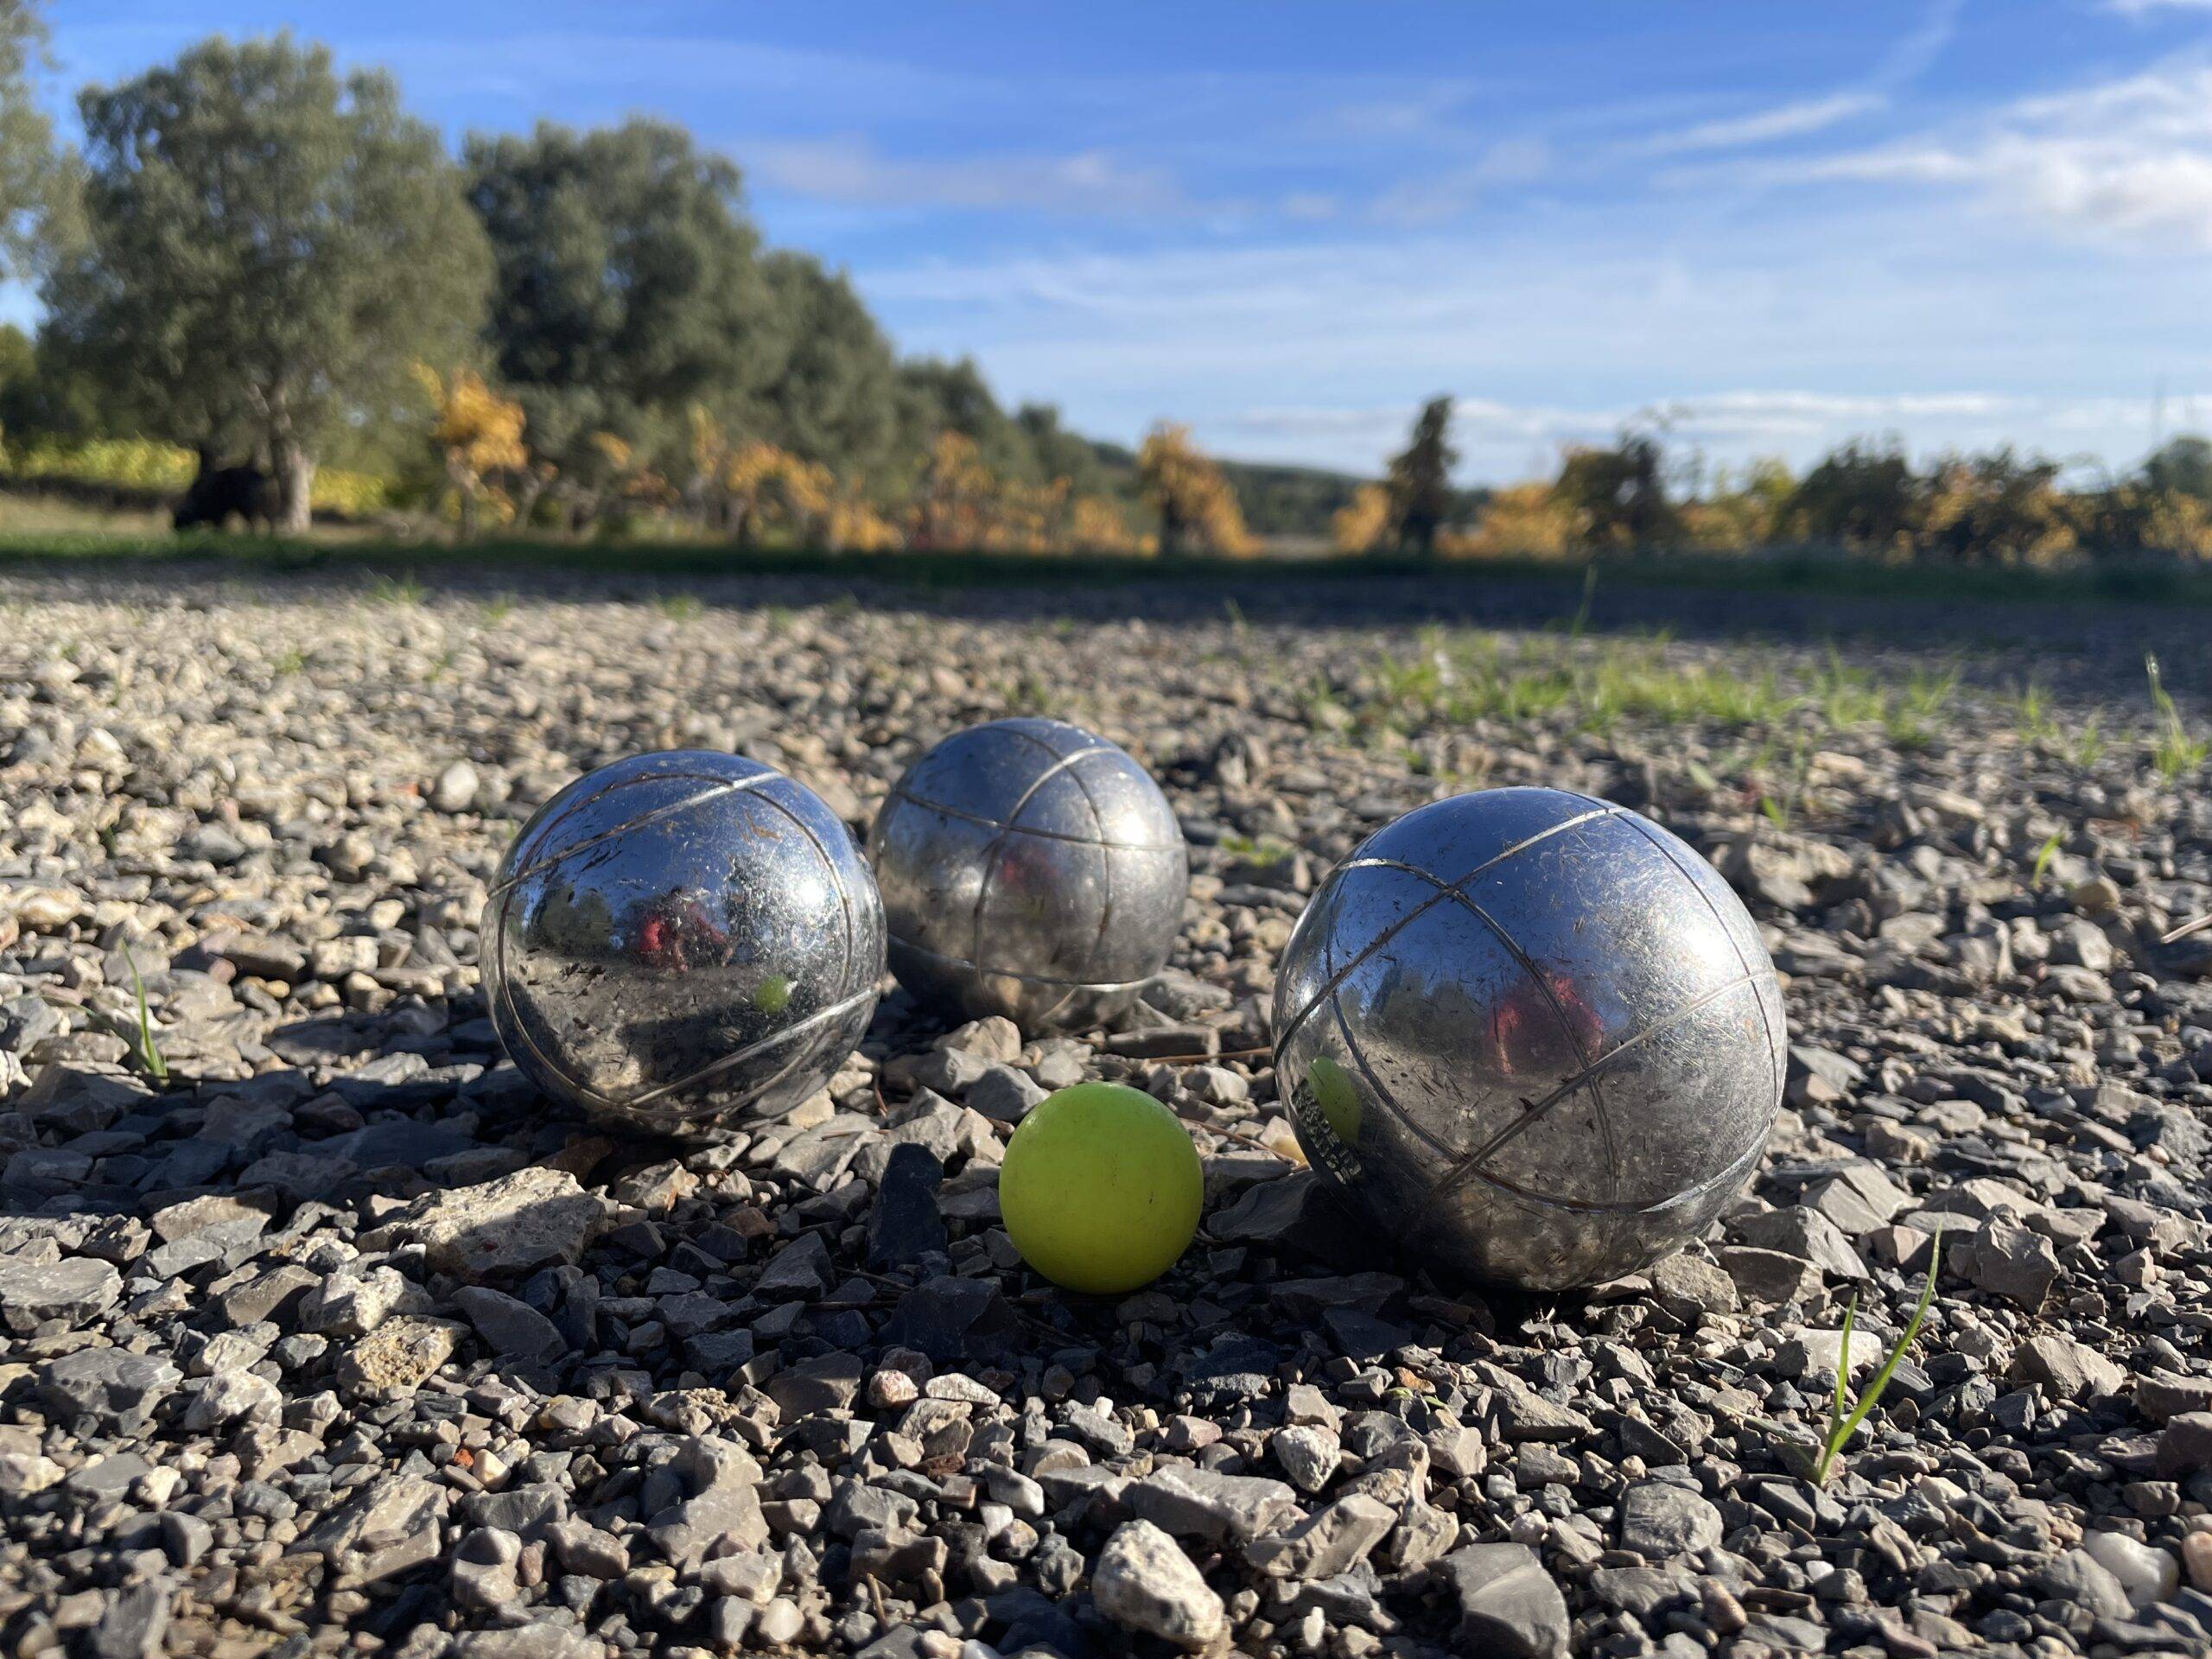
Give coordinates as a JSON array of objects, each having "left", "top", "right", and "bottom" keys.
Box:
[
  {"left": 43, "top": 35, "right": 487, "bottom": 528},
  {"left": 0, "top": 0, "right": 68, "bottom": 286},
  {"left": 467, "top": 118, "right": 781, "bottom": 499}
]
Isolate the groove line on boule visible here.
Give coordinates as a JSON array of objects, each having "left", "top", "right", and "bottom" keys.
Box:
[
  {"left": 619, "top": 987, "right": 881, "bottom": 1110},
  {"left": 966, "top": 742, "right": 1116, "bottom": 974},
  {"left": 1427, "top": 963, "right": 1776, "bottom": 1212},
  {"left": 1620, "top": 810, "right": 1789, "bottom": 1106},
  {"left": 748, "top": 777, "right": 860, "bottom": 1023},
  {"left": 1274, "top": 806, "right": 1624, "bottom": 1060},
  {"left": 885, "top": 789, "right": 1185, "bottom": 853},
  {"left": 490, "top": 771, "right": 785, "bottom": 898},
  {"left": 1424, "top": 1120, "right": 1770, "bottom": 1219}
]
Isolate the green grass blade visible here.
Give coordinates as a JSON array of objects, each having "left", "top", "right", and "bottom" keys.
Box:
[
  {"left": 2031, "top": 831, "right": 2063, "bottom": 886},
  {"left": 121, "top": 941, "right": 168, "bottom": 1084},
  {"left": 1828, "top": 1233, "right": 1942, "bottom": 1467},
  {"left": 1831, "top": 1294, "right": 1856, "bottom": 1430}
]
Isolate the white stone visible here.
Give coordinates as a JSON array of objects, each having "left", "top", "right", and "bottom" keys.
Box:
[{"left": 2081, "top": 1531, "right": 2179, "bottom": 1611}]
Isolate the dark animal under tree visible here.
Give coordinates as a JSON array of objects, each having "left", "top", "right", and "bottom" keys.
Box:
[{"left": 173, "top": 463, "right": 280, "bottom": 533}]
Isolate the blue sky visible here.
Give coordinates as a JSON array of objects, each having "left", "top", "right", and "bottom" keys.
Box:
[{"left": 30, "top": 1, "right": 2212, "bottom": 481}]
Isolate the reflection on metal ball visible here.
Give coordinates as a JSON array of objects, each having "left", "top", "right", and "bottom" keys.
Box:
[
  {"left": 1274, "top": 786, "right": 1785, "bottom": 1291},
  {"left": 868, "top": 717, "right": 1188, "bottom": 1031},
  {"left": 484, "top": 750, "right": 885, "bottom": 1136}
]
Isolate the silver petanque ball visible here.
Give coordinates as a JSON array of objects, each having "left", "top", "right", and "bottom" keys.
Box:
[
  {"left": 484, "top": 750, "right": 885, "bottom": 1137},
  {"left": 868, "top": 717, "right": 1189, "bottom": 1031},
  {"left": 1275, "top": 786, "right": 1785, "bottom": 1292}
]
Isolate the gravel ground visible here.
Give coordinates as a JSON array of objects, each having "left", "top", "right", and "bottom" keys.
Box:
[{"left": 1, "top": 567, "right": 2209, "bottom": 1659}]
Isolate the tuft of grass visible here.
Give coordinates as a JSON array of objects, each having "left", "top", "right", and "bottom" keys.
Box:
[
  {"left": 1809, "top": 648, "right": 1889, "bottom": 728},
  {"left": 2070, "top": 714, "right": 2107, "bottom": 769},
  {"left": 271, "top": 646, "right": 307, "bottom": 677},
  {"left": 1220, "top": 832, "right": 1293, "bottom": 868},
  {"left": 1883, "top": 664, "right": 1959, "bottom": 750},
  {"left": 1000, "top": 671, "right": 1052, "bottom": 715},
  {"left": 1752, "top": 734, "right": 1815, "bottom": 832},
  {"left": 2031, "top": 830, "right": 2064, "bottom": 887},
  {"left": 368, "top": 571, "right": 424, "bottom": 606},
  {"left": 1363, "top": 627, "right": 1804, "bottom": 741},
  {"left": 2012, "top": 681, "right": 2058, "bottom": 747},
  {"left": 120, "top": 942, "right": 168, "bottom": 1085},
  {"left": 1813, "top": 1230, "right": 1942, "bottom": 1486},
  {"left": 2146, "top": 653, "right": 2207, "bottom": 782},
  {"left": 658, "top": 593, "right": 703, "bottom": 621},
  {"left": 481, "top": 592, "right": 517, "bottom": 623}
]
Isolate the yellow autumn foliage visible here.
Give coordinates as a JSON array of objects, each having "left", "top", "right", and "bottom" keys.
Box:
[
  {"left": 1137, "top": 423, "right": 1257, "bottom": 556},
  {"left": 1332, "top": 482, "right": 1392, "bottom": 554}
]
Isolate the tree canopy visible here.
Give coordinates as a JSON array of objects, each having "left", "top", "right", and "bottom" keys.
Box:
[
  {"left": 757, "top": 251, "right": 901, "bottom": 480},
  {"left": 0, "top": 1, "right": 67, "bottom": 287},
  {"left": 1386, "top": 395, "right": 1459, "bottom": 556},
  {"left": 466, "top": 119, "right": 778, "bottom": 487},
  {"left": 42, "top": 33, "right": 488, "bottom": 527}
]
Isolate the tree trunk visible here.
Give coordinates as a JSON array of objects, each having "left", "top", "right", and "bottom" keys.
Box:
[
  {"left": 272, "top": 437, "right": 315, "bottom": 535},
  {"left": 511, "top": 470, "right": 549, "bottom": 531}
]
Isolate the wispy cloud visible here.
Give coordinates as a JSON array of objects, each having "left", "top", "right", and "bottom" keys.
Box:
[
  {"left": 1635, "top": 0, "right": 1952, "bottom": 158},
  {"left": 747, "top": 137, "right": 1185, "bottom": 216},
  {"left": 1645, "top": 92, "right": 1883, "bottom": 156},
  {"left": 1784, "top": 60, "right": 2212, "bottom": 250},
  {"left": 2106, "top": 0, "right": 2212, "bottom": 15},
  {"left": 1369, "top": 139, "right": 1552, "bottom": 226}
]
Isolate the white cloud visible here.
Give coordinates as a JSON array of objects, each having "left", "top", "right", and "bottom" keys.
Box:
[
  {"left": 1645, "top": 92, "right": 1883, "bottom": 156},
  {"left": 1782, "top": 60, "right": 2212, "bottom": 250},
  {"left": 747, "top": 137, "right": 1184, "bottom": 216},
  {"left": 857, "top": 217, "right": 2211, "bottom": 483},
  {"left": 2107, "top": 0, "right": 2212, "bottom": 15}
]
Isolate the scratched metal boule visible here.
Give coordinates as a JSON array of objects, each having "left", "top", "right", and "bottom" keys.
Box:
[
  {"left": 868, "top": 716, "right": 1188, "bottom": 1030},
  {"left": 1274, "top": 785, "right": 1787, "bottom": 1291},
  {"left": 483, "top": 749, "right": 884, "bottom": 1136}
]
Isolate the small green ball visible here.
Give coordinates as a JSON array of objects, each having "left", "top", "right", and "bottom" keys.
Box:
[{"left": 999, "top": 1082, "right": 1203, "bottom": 1294}]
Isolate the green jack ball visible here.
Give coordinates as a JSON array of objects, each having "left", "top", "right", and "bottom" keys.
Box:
[{"left": 998, "top": 1082, "right": 1203, "bottom": 1294}]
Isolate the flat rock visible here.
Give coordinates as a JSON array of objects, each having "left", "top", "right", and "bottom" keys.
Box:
[
  {"left": 0, "top": 1255, "right": 121, "bottom": 1334},
  {"left": 648, "top": 1436, "right": 768, "bottom": 1569},
  {"left": 1438, "top": 1542, "right": 1570, "bottom": 1659},
  {"left": 1246, "top": 1492, "right": 1395, "bottom": 1580},
  {"left": 37, "top": 1348, "right": 179, "bottom": 1434},
  {"left": 452, "top": 1286, "right": 566, "bottom": 1366},
  {"left": 1127, "top": 1465, "right": 1303, "bottom": 1544},
  {"left": 1618, "top": 1482, "right": 1725, "bottom": 1560},
  {"left": 2010, "top": 1332, "right": 2126, "bottom": 1402},
  {"left": 335, "top": 1316, "right": 465, "bottom": 1392},
  {"left": 360, "top": 1166, "right": 605, "bottom": 1281}
]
